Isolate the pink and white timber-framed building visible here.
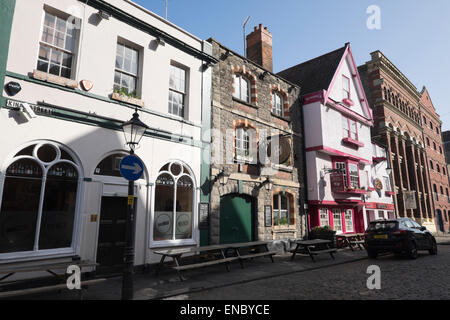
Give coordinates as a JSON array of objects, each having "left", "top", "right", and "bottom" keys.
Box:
[{"left": 279, "top": 43, "right": 395, "bottom": 234}]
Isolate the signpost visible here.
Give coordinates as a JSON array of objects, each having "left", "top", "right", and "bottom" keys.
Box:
[{"left": 120, "top": 155, "right": 144, "bottom": 181}]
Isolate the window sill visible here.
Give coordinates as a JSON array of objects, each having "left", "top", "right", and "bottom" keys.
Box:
[
  {"left": 33, "top": 69, "right": 78, "bottom": 89},
  {"left": 111, "top": 92, "right": 145, "bottom": 108},
  {"left": 232, "top": 96, "right": 258, "bottom": 109},
  {"left": 271, "top": 112, "right": 290, "bottom": 123},
  {"left": 342, "top": 137, "right": 364, "bottom": 148},
  {"left": 272, "top": 164, "right": 293, "bottom": 172}
]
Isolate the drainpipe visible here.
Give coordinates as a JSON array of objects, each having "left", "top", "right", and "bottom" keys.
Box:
[{"left": 299, "top": 95, "right": 309, "bottom": 240}]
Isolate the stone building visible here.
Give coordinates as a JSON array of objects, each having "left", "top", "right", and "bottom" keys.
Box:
[
  {"left": 420, "top": 88, "right": 449, "bottom": 232},
  {"left": 358, "top": 51, "right": 436, "bottom": 232},
  {"left": 206, "top": 25, "right": 306, "bottom": 245}
]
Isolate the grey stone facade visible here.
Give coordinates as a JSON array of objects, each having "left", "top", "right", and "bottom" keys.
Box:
[{"left": 207, "top": 38, "right": 307, "bottom": 245}]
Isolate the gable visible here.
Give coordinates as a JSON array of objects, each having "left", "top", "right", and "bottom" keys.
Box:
[{"left": 325, "top": 45, "right": 373, "bottom": 121}]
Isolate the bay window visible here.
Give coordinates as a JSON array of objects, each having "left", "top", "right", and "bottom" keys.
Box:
[{"left": 333, "top": 160, "right": 360, "bottom": 190}]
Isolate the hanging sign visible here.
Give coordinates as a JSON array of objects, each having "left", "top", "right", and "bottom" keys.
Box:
[{"left": 330, "top": 173, "right": 346, "bottom": 192}]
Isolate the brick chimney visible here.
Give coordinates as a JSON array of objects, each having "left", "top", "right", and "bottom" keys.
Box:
[{"left": 246, "top": 24, "right": 273, "bottom": 72}]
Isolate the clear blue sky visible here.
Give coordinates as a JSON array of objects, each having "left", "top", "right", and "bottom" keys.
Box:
[{"left": 135, "top": 0, "right": 450, "bottom": 131}]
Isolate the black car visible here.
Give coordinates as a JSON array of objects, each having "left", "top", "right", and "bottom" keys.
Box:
[{"left": 364, "top": 218, "right": 438, "bottom": 259}]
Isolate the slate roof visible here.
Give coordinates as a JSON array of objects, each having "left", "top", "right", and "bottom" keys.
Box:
[{"left": 277, "top": 45, "right": 347, "bottom": 95}]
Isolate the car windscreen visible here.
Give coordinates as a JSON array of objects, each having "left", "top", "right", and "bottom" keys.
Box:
[{"left": 367, "top": 221, "right": 398, "bottom": 231}]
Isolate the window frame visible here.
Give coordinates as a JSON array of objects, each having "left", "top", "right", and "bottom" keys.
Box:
[
  {"left": 271, "top": 92, "right": 283, "bottom": 117},
  {"left": 168, "top": 63, "right": 188, "bottom": 118},
  {"left": 114, "top": 42, "right": 140, "bottom": 97},
  {"left": 37, "top": 8, "right": 80, "bottom": 80},
  {"left": 319, "top": 208, "right": 330, "bottom": 227},
  {"left": 273, "top": 193, "right": 293, "bottom": 227},
  {"left": 332, "top": 209, "right": 343, "bottom": 234},
  {"left": 0, "top": 142, "right": 83, "bottom": 260},
  {"left": 342, "top": 75, "right": 350, "bottom": 100},
  {"left": 150, "top": 161, "right": 197, "bottom": 248},
  {"left": 332, "top": 158, "right": 360, "bottom": 190},
  {"left": 342, "top": 116, "right": 358, "bottom": 141},
  {"left": 344, "top": 209, "right": 354, "bottom": 233},
  {"left": 233, "top": 74, "right": 250, "bottom": 103}
]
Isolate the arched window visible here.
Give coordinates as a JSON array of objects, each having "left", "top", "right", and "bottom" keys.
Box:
[
  {"left": 153, "top": 161, "right": 195, "bottom": 243},
  {"left": 440, "top": 186, "right": 444, "bottom": 195},
  {"left": 0, "top": 143, "right": 81, "bottom": 255},
  {"left": 430, "top": 160, "right": 434, "bottom": 170},
  {"left": 233, "top": 73, "right": 250, "bottom": 102},
  {"left": 271, "top": 92, "right": 283, "bottom": 117}
]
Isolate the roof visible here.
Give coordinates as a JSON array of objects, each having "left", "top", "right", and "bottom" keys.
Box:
[{"left": 277, "top": 45, "right": 347, "bottom": 95}]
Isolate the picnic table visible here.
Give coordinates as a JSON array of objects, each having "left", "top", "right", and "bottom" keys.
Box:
[
  {"left": 290, "top": 239, "right": 337, "bottom": 262},
  {"left": 0, "top": 259, "right": 105, "bottom": 299},
  {"left": 154, "top": 241, "right": 276, "bottom": 281},
  {"left": 336, "top": 233, "right": 365, "bottom": 251}
]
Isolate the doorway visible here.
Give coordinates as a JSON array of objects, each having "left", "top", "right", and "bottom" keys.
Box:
[
  {"left": 219, "top": 194, "right": 254, "bottom": 244},
  {"left": 96, "top": 196, "right": 135, "bottom": 275}
]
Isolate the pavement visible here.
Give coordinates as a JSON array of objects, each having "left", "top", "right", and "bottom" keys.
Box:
[{"left": 4, "top": 247, "right": 369, "bottom": 300}]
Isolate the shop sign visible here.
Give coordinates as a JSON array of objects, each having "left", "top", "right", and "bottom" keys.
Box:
[
  {"left": 404, "top": 191, "right": 417, "bottom": 210},
  {"left": 330, "top": 173, "right": 346, "bottom": 192},
  {"left": 6, "top": 99, "right": 52, "bottom": 115},
  {"left": 267, "top": 136, "right": 291, "bottom": 165}
]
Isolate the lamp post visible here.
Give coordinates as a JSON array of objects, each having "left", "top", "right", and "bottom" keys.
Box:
[{"left": 121, "top": 108, "right": 149, "bottom": 300}]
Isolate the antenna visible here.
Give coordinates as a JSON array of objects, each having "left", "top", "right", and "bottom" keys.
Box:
[
  {"left": 242, "top": 16, "right": 250, "bottom": 57},
  {"left": 165, "top": 0, "right": 168, "bottom": 19}
]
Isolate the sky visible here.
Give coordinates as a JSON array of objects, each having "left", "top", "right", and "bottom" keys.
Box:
[{"left": 134, "top": 0, "right": 450, "bottom": 131}]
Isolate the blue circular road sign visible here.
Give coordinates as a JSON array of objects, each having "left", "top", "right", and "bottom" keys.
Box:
[{"left": 120, "top": 155, "right": 144, "bottom": 181}]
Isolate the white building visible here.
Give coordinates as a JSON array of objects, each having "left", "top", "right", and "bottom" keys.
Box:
[
  {"left": 0, "top": 0, "right": 215, "bottom": 276},
  {"left": 279, "top": 43, "right": 394, "bottom": 234}
]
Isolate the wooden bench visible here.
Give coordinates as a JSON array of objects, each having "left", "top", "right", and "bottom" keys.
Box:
[
  {"left": 291, "top": 239, "right": 337, "bottom": 262},
  {"left": 0, "top": 259, "right": 101, "bottom": 299},
  {"left": 336, "top": 233, "right": 365, "bottom": 251},
  {"left": 0, "top": 278, "right": 106, "bottom": 300},
  {"left": 154, "top": 241, "right": 275, "bottom": 280}
]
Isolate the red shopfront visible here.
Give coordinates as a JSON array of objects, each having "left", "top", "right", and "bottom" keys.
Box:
[{"left": 308, "top": 201, "right": 366, "bottom": 234}]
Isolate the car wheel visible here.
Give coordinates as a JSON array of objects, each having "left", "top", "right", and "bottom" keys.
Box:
[
  {"left": 408, "top": 241, "right": 418, "bottom": 259},
  {"left": 367, "top": 249, "right": 378, "bottom": 259},
  {"left": 428, "top": 239, "right": 438, "bottom": 255}
]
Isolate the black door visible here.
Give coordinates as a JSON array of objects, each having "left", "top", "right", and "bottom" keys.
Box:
[{"left": 96, "top": 197, "right": 131, "bottom": 275}]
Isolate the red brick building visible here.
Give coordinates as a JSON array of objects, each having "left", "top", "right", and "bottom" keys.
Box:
[
  {"left": 420, "top": 87, "right": 450, "bottom": 232},
  {"left": 359, "top": 51, "right": 436, "bottom": 232}
]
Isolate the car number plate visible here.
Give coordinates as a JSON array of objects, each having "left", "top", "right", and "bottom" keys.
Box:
[{"left": 374, "top": 234, "right": 388, "bottom": 239}]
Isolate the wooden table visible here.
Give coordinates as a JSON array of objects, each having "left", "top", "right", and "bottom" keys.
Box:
[
  {"left": 154, "top": 241, "right": 276, "bottom": 281},
  {"left": 290, "top": 239, "right": 337, "bottom": 262},
  {"left": 336, "top": 233, "right": 365, "bottom": 251}
]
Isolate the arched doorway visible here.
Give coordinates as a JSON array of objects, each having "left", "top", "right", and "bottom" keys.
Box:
[
  {"left": 219, "top": 194, "right": 255, "bottom": 244},
  {"left": 93, "top": 152, "right": 146, "bottom": 274}
]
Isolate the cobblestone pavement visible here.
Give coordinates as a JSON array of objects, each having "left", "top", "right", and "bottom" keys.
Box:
[{"left": 165, "top": 245, "right": 450, "bottom": 300}]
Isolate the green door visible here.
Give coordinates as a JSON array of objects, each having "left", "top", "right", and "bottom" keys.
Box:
[{"left": 220, "top": 194, "right": 253, "bottom": 244}]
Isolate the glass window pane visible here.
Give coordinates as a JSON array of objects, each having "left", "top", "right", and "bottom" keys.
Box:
[
  {"left": 0, "top": 175, "right": 42, "bottom": 253},
  {"left": 65, "top": 34, "right": 74, "bottom": 52},
  {"left": 62, "top": 53, "right": 72, "bottom": 68},
  {"left": 175, "top": 176, "right": 193, "bottom": 240},
  {"left": 154, "top": 174, "right": 174, "bottom": 241},
  {"left": 41, "top": 26, "right": 54, "bottom": 44},
  {"left": 38, "top": 164, "right": 78, "bottom": 250},
  {"left": 44, "top": 12, "right": 56, "bottom": 28},
  {"left": 54, "top": 31, "right": 65, "bottom": 48},
  {"left": 49, "top": 64, "right": 60, "bottom": 76},
  {"left": 38, "top": 45, "right": 50, "bottom": 61},
  {"left": 61, "top": 67, "right": 71, "bottom": 79},
  {"left": 114, "top": 71, "right": 121, "bottom": 86},
  {"left": 233, "top": 75, "right": 240, "bottom": 98},
  {"left": 50, "top": 49, "right": 62, "bottom": 64},
  {"left": 55, "top": 17, "right": 66, "bottom": 32},
  {"left": 37, "top": 60, "right": 49, "bottom": 73},
  {"left": 241, "top": 78, "right": 248, "bottom": 101}
]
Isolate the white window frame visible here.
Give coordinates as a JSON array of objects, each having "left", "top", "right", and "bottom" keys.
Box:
[
  {"left": 345, "top": 209, "right": 354, "bottom": 233},
  {"left": 114, "top": 42, "right": 140, "bottom": 96},
  {"left": 150, "top": 161, "right": 197, "bottom": 248},
  {"left": 37, "top": 9, "right": 80, "bottom": 79},
  {"left": 383, "top": 176, "right": 391, "bottom": 192},
  {"left": 332, "top": 209, "right": 343, "bottom": 234},
  {"left": 0, "top": 142, "right": 83, "bottom": 261},
  {"left": 233, "top": 74, "right": 250, "bottom": 102},
  {"left": 272, "top": 92, "right": 283, "bottom": 117},
  {"left": 342, "top": 75, "right": 350, "bottom": 99},
  {"left": 235, "top": 127, "right": 254, "bottom": 162},
  {"left": 319, "top": 208, "right": 330, "bottom": 226},
  {"left": 168, "top": 63, "right": 187, "bottom": 118},
  {"left": 273, "top": 194, "right": 291, "bottom": 226}
]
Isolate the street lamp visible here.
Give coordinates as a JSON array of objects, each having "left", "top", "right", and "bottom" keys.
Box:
[
  {"left": 261, "top": 176, "right": 273, "bottom": 191},
  {"left": 121, "top": 108, "right": 149, "bottom": 300}
]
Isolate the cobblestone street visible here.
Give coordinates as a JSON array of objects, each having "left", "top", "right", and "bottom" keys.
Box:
[{"left": 166, "top": 245, "right": 450, "bottom": 300}]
